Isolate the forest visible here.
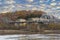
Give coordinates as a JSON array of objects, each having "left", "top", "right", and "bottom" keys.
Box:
[{"left": 0, "top": 10, "right": 60, "bottom": 32}]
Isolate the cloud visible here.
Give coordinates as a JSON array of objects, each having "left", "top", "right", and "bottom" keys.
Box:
[
  {"left": 4, "top": 0, "right": 16, "bottom": 4},
  {"left": 40, "top": 0, "right": 49, "bottom": 3},
  {"left": 52, "top": 0, "right": 56, "bottom": 2},
  {"left": 26, "top": 0, "right": 34, "bottom": 3},
  {"left": 58, "top": 2, "right": 60, "bottom": 5},
  {"left": 26, "top": 4, "right": 32, "bottom": 7},
  {"left": 0, "top": 0, "right": 16, "bottom": 13},
  {"left": 0, "top": 2, "right": 2, "bottom": 5},
  {"left": 14, "top": 4, "right": 25, "bottom": 11},
  {"left": 56, "top": 6, "right": 60, "bottom": 9},
  {"left": 0, "top": 0, "right": 60, "bottom": 16},
  {"left": 50, "top": 2, "right": 57, "bottom": 6},
  {"left": 2, "top": 5, "right": 15, "bottom": 12},
  {"left": 32, "top": 7, "right": 37, "bottom": 10},
  {"left": 15, "top": 4, "right": 23, "bottom": 7},
  {"left": 13, "top": 1, "right": 58, "bottom": 15}
]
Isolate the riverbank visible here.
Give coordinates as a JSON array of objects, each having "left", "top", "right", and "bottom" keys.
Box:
[
  {"left": 0, "top": 34, "right": 60, "bottom": 40},
  {"left": 0, "top": 30, "right": 60, "bottom": 35},
  {"left": 0, "top": 30, "right": 39, "bottom": 35}
]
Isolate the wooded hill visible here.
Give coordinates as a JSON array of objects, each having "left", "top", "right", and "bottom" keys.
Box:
[
  {"left": 0, "top": 10, "right": 46, "bottom": 21},
  {"left": 0, "top": 10, "right": 60, "bottom": 31},
  {"left": 0, "top": 10, "right": 46, "bottom": 30}
]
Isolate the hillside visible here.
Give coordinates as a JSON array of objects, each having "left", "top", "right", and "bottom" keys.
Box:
[
  {"left": 0, "top": 10, "right": 46, "bottom": 30},
  {"left": 0, "top": 10, "right": 60, "bottom": 34}
]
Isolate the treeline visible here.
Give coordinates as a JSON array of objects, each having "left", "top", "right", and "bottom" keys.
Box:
[
  {"left": 0, "top": 10, "right": 45, "bottom": 21},
  {"left": 0, "top": 10, "right": 46, "bottom": 30},
  {"left": 0, "top": 10, "right": 60, "bottom": 31}
]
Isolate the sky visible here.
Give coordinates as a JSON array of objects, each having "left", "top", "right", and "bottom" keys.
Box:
[{"left": 0, "top": 0, "right": 60, "bottom": 18}]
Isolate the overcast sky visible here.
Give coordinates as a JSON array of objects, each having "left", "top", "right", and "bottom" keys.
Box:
[{"left": 0, "top": 0, "right": 60, "bottom": 18}]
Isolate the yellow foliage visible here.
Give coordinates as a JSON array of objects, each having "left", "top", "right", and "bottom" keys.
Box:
[{"left": 48, "top": 23, "right": 56, "bottom": 28}]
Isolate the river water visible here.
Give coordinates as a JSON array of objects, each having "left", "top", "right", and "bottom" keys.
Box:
[{"left": 0, "top": 34, "right": 60, "bottom": 40}]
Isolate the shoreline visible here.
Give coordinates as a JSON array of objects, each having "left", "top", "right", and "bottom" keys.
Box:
[{"left": 0, "top": 30, "right": 60, "bottom": 35}]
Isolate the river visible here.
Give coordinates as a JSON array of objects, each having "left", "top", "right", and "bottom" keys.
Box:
[{"left": 0, "top": 34, "right": 60, "bottom": 40}]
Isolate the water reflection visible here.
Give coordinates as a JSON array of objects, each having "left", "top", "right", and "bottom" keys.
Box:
[{"left": 0, "top": 34, "right": 60, "bottom": 40}]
